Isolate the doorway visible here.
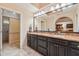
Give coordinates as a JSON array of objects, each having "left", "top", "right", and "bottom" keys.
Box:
[
  {"left": 2, "top": 16, "right": 20, "bottom": 49},
  {"left": 2, "top": 16, "right": 9, "bottom": 44},
  {"left": 41, "top": 20, "right": 47, "bottom": 31}
]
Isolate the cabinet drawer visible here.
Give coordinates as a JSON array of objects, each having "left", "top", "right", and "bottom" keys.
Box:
[
  {"left": 48, "top": 42, "right": 59, "bottom": 56},
  {"left": 48, "top": 38, "right": 68, "bottom": 45},
  {"left": 38, "top": 46, "right": 47, "bottom": 55},
  {"left": 31, "top": 35, "right": 37, "bottom": 38},
  {"left": 38, "top": 36, "right": 46, "bottom": 41},
  {"left": 69, "top": 41, "right": 79, "bottom": 49},
  {"left": 30, "top": 39, "right": 37, "bottom": 49},
  {"left": 27, "top": 39, "right": 31, "bottom": 46},
  {"left": 48, "top": 38, "right": 60, "bottom": 44},
  {"left": 38, "top": 39, "right": 47, "bottom": 48},
  {"left": 59, "top": 39, "right": 68, "bottom": 45}
]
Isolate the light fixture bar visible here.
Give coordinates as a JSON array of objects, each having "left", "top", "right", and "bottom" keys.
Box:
[{"left": 34, "top": 3, "right": 77, "bottom": 17}]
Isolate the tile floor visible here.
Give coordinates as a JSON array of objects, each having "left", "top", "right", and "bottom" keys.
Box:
[{"left": 1, "top": 43, "right": 42, "bottom": 56}]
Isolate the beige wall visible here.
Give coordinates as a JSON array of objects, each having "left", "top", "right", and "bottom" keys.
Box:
[{"left": 0, "top": 3, "right": 33, "bottom": 48}]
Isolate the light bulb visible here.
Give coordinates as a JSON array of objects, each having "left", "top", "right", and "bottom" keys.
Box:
[
  {"left": 55, "top": 4, "right": 60, "bottom": 9},
  {"left": 51, "top": 6, "right": 54, "bottom": 11}
]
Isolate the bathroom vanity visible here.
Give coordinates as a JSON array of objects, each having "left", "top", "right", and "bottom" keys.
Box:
[{"left": 27, "top": 32, "right": 79, "bottom": 56}]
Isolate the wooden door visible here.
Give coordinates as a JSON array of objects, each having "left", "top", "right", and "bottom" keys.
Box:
[{"left": 9, "top": 18, "right": 20, "bottom": 48}]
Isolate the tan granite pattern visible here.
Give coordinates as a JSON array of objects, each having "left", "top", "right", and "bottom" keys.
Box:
[{"left": 28, "top": 32, "right": 79, "bottom": 42}]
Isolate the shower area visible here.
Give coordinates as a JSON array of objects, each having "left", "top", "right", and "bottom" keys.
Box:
[{"left": 0, "top": 8, "right": 20, "bottom": 54}]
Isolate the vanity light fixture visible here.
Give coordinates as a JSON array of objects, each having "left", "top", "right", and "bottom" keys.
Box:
[
  {"left": 51, "top": 6, "right": 54, "bottom": 11},
  {"left": 61, "top": 3, "right": 67, "bottom": 7},
  {"left": 41, "top": 11, "right": 45, "bottom": 15},
  {"left": 55, "top": 4, "right": 60, "bottom": 9},
  {"left": 67, "top": 4, "right": 73, "bottom": 8},
  {"left": 34, "top": 3, "right": 77, "bottom": 17},
  {"left": 62, "top": 6, "right": 67, "bottom": 10}
]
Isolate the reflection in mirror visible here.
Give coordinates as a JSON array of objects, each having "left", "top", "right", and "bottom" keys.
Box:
[
  {"left": 34, "top": 14, "right": 48, "bottom": 32},
  {"left": 33, "top": 3, "right": 78, "bottom": 32},
  {"left": 56, "top": 17, "right": 73, "bottom": 32}
]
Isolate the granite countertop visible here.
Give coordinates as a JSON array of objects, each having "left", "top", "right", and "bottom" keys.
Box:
[{"left": 27, "top": 32, "right": 79, "bottom": 42}]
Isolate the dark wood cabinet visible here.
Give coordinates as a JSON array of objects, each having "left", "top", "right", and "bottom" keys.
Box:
[
  {"left": 67, "top": 41, "right": 79, "bottom": 56},
  {"left": 38, "top": 36, "right": 47, "bottom": 48},
  {"left": 48, "top": 38, "right": 68, "bottom": 56},
  {"left": 37, "top": 36, "right": 48, "bottom": 55},
  {"left": 30, "top": 35, "right": 38, "bottom": 50},
  {"left": 48, "top": 42, "right": 59, "bottom": 56},
  {"left": 58, "top": 45, "right": 68, "bottom": 56},
  {"left": 48, "top": 42, "right": 68, "bottom": 56},
  {"left": 69, "top": 48, "right": 79, "bottom": 56},
  {"left": 27, "top": 33, "right": 79, "bottom": 56},
  {"left": 38, "top": 46, "right": 47, "bottom": 55},
  {"left": 27, "top": 34, "right": 31, "bottom": 46}
]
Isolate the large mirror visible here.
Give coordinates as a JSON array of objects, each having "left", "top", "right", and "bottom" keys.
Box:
[{"left": 33, "top": 3, "right": 79, "bottom": 32}]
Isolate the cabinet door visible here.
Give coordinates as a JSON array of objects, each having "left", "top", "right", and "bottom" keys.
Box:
[
  {"left": 48, "top": 42, "right": 59, "bottom": 56},
  {"left": 68, "top": 48, "right": 79, "bottom": 56},
  {"left": 30, "top": 35, "right": 37, "bottom": 50},
  {"left": 71, "top": 49, "right": 79, "bottom": 56},
  {"left": 58, "top": 45, "right": 67, "bottom": 56},
  {"left": 38, "top": 38, "right": 48, "bottom": 55},
  {"left": 27, "top": 34, "right": 31, "bottom": 46},
  {"left": 38, "top": 46, "right": 47, "bottom": 56},
  {"left": 38, "top": 39, "right": 47, "bottom": 48}
]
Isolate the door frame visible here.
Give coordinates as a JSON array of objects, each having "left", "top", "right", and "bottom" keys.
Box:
[
  {"left": 2, "top": 16, "right": 21, "bottom": 48},
  {"left": 0, "top": 6, "right": 22, "bottom": 50},
  {"left": 0, "top": 10, "right": 22, "bottom": 50}
]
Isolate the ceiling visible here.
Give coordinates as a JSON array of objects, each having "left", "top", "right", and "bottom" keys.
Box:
[{"left": 31, "top": 3, "right": 49, "bottom": 9}]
